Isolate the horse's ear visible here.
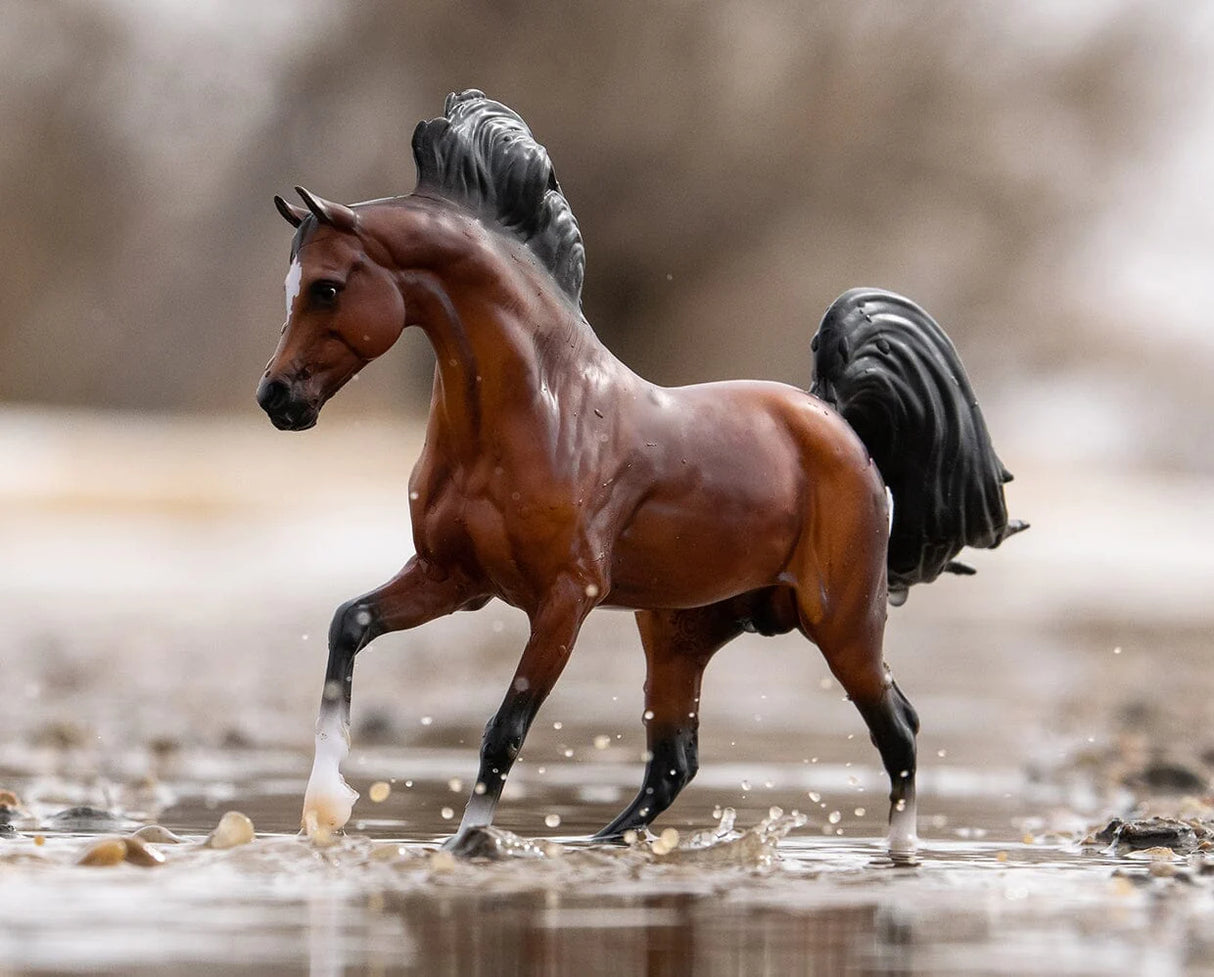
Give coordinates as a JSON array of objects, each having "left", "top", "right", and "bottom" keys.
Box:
[
  {"left": 295, "top": 186, "right": 357, "bottom": 232},
  {"left": 274, "top": 194, "right": 307, "bottom": 227}
]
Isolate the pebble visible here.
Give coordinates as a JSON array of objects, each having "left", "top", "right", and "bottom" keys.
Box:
[
  {"left": 130, "top": 824, "right": 184, "bottom": 844},
  {"left": 1093, "top": 817, "right": 1203, "bottom": 853},
  {"left": 49, "top": 806, "right": 123, "bottom": 831},
  {"left": 77, "top": 838, "right": 128, "bottom": 867},
  {"left": 122, "top": 836, "right": 166, "bottom": 867},
  {"left": 204, "top": 811, "right": 255, "bottom": 849}
]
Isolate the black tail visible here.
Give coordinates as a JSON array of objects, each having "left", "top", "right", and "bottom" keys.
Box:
[{"left": 810, "top": 288, "right": 1026, "bottom": 605}]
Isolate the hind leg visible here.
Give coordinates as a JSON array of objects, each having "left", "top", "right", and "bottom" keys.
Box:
[
  {"left": 801, "top": 590, "right": 919, "bottom": 861},
  {"left": 593, "top": 604, "right": 744, "bottom": 840}
]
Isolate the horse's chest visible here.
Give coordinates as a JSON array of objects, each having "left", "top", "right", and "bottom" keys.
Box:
[{"left": 413, "top": 467, "right": 586, "bottom": 601}]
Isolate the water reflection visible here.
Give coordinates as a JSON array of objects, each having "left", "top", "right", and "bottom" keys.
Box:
[{"left": 368, "top": 889, "right": 882, "bottom": 977}]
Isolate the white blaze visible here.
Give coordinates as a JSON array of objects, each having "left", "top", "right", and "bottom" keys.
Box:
[{"left": 284, "top": 258, "right": 302, "bottom": 319}]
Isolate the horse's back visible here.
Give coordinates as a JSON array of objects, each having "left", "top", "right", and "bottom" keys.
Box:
[{"left": 604, "top": 379, "right": 886, "bottom": 610}]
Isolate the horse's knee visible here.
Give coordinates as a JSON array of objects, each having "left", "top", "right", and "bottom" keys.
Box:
[{"left": 329, "top": 597, "right": 380, "bottom": 652}]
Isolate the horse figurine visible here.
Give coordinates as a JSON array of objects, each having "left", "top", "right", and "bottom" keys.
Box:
[{"left": 257, "top": 90, "right": 1025, "bottom": 859}]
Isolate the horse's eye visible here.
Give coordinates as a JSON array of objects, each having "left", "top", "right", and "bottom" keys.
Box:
[{"left": 311, "top": 281, "right": 340, "bottom": 306}]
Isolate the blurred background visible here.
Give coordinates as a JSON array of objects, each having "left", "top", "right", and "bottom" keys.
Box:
[
  {"left": 1, "top": 0, "right": 1213, "bottom": 830},
  {"left": 2, "top": 0, "right": 1213, "bottom": 469}
]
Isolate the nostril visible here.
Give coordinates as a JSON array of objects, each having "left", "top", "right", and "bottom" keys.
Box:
[{"left": 257, "top": 378, "right": 290, "bottom": 413}]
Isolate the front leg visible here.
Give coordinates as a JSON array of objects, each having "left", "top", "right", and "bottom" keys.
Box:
[
  {"left": 444, "top": 575, "right": 597, "bottom": 851},
  {"left": 302, "top": 556, "right": 474, "bottom": 836}
]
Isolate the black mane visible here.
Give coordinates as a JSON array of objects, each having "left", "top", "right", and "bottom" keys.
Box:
[{"left": 411, "top": 90, "right": 586, "bottom": 306}]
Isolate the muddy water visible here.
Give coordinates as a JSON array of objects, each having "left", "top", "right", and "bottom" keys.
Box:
[{"left": 2, "top": 411, "right": 1214, "bottom": 975}]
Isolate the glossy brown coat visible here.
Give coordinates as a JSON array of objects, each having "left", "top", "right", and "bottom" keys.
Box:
[{"left": 259, "top": 192, "right": 919, "bottom": 855}]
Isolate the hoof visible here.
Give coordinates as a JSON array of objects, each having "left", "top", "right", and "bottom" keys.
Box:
[{"left": 442, "top": 826, "right": 497, "bottom": 859}]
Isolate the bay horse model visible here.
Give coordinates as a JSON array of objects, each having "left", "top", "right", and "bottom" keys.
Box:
[{"left": 257, "top": 90, "right": 1024, "bottom": 859}]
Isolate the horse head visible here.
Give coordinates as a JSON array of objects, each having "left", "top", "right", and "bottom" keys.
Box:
[{"left": 256, "top": 187, "right": 405, "bottom": 430}]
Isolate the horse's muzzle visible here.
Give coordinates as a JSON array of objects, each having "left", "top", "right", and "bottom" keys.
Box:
[{"left": 256, "top": 377, "right": 318, "bottom": 431}]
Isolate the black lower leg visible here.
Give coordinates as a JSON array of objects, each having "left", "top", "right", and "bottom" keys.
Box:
[
  {"left": 855, "top": 682, "right": 919, "bottom": 813},
  {"left": 594, "top": 723, "right": 698, "bottom": 839},
  {"left": 323, "top": 597, "right": 382, "bottom": 713},
  {"left": 472, "top": 691, "right": 538, "bottom": 807}
]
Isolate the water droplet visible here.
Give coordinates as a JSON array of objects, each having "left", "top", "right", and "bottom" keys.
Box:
[
  {"left": 474, "top": 782, "right": 486, "bottom": 795},
  {"left": 545, "top": 813, "right": 561, "bottom": 828},
  {"left": 420, "top": 716, "right": 433, "bottom": 726},
  {"left": 593, "top": 735, "right": 611, "bottom": 750},
  {"left": 937, "top": 749, "right": 947, "bottom": 758},
  {"left": 652, "top": 827, "right": 680, "bottom": 854},
  {"left": 854, "top": 807, "right": 866, "bottom": 817},
  {"left": 562, "top": 748, "right": 574, "bottom": 758},
  {"left": 643, "top": 710, "right": 654, "bottom": 721},
  {"left": 369, "top": 781, "right": 391, "bottom": 803},
  {"left": 828, "top": 811, "right": 841, "bottom": 824},
  {"left": 553, "top": 721, "right": 563, "bottom": 730},
  {"left": 440, "top": 807, "right": 454, "bottom": 820},
  {"left": 448, "top": 778, "right": 463, "bottom": 793},
  {"left": 741, "top": 779, "right": 752, "bottom": 791},
  {"left": 584, "top": 583, "right": 600, "bottom": 598},
  {"left": 808, "top": 791, "right": 821, "bottom": 803}
]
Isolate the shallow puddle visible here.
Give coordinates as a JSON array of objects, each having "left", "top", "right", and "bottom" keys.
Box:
[
  {"left": 3, "top": 418, "right": 1214, "bottom": 974},
  {"left": 4, "top": 743, "right": 1214, "bottom": 976}
]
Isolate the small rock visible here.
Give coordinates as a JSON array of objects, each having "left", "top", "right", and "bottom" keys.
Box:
[
  {"left": 122, "top": 836, "right": 166, "bottom": 867},
  {"left": 130, "top": 824, "right": 184, "bottom": 844},
  {"left": 78, "top": 838, "right": 128, "bottom": 867},
  {"left": 49, "top": 807, "right": 124, "bottom": 831},
  {"left": 204, "top": 811, "right": 255, "bottom": 849},
  {"left": 1092, "top": 816, "right": 1200, "bottom": 853}
]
